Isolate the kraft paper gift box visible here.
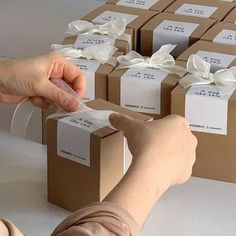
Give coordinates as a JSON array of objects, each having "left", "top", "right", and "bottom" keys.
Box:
[
  {"left": 81, "top": 4, "right": 157, "bottom": 51},
  {"left": 177, "top": 40, "right": 236, "bottom": 73},
  {"left": 63, "top": 19, "right": 133, "bottom": 54},
  {"left": 106, "top": 0, "right": 174, "bottom": 12},
  {"left": 47, "top": 99, "right": 152, "bottom": 211},
  {"left": 140, "top": 12, "right": 216, "bottom": 57},
  {"left": 165, "top": 0, "right": 236, "bottom": 21},
  {"left": 171, "top": 55, "right": 236, "bottom": 183},
  {"left": 224, "top": 7, "right": 236, "bottom": 23},
  {"left": 108, "top": 45, "right": 186, "bottom": 119},
  {"left": 201, "top": 22, "right": 236, "bottom": 47}
]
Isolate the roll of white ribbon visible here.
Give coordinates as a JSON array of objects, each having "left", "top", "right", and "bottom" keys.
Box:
[
  {"left": 179, "top": 54, "right": 236, "bottom": 90},
  {"left": 116, "top": 44, "right": 186, "bottom": 77}
]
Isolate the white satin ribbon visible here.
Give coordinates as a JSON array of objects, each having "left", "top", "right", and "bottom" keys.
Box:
[
  {"left": 179, "top": 54, "right": 236, "bottom": 90},
  {"left": 116, "top": 44, "right": 186, "bottom": 77},
  {"left": 51, "top": 44, "right": 117, "bottom": 64},
  {"left": 10, "top": 79, "right": 116, "bottom": 138},
  {"left": 66, "top": 18, "right": 126, "bottom": 39}
]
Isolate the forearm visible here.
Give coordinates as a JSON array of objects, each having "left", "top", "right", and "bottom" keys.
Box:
[{"left": 104, "top": 156, "right": 170, "bottom": 229}]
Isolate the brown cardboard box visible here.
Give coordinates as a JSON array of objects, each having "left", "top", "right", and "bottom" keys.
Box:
[
  {"left": 224, "top": 7, "right": 236, "bottom": 23},
  {"left": 201, "top": 22, "right": 236, "bottom": 47},
  {"left": 171, "top": 85, "right": 236, "bottom": 183},
  {"left": 108, "top": 61, "right": 185, "bottom": 119},
  {"left": 140, "top": 12, "right": 216, "bottom": 57},
  {"left": 63, "top": 28, "right": 133, "bottom": 54},
  {"left": 177, "top": 40, "right": 236, "bottom": 72},
  {"left": 47, "top": 99, "right": 152, "bottom": 211},
  {"left": 81, "top": 4, "right": 157, "bottom": 51},
  {"left": 165, "top": 0, "right": 236, "bottom": 21},
  {"left": 106, "top": 0, "right": 174, "bottom": 12}
]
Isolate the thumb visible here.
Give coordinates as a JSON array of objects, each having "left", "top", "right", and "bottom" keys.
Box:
[
  {"left": 39, "top": 81, "right": 80, "bottom": 112},
  {"left": 109, "top": 113, "right": 136, "bottom": 134}
]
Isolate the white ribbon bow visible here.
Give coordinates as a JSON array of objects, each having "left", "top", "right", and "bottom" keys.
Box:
[
  {"left": 51, "top": 44, "right": 117, "bottom": 64},
  {"left": 179, "top": 54, "right": 236, "bottom": 89},
  {"left": 116, "top": 44, "right": 186, "bottom": 77},
  {"left": 66, "top": 18, "right": 126, "bottom": 39}
]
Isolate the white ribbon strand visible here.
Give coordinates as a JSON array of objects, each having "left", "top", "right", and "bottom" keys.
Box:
[
  {"left": 116, "top": 44, "right": 186, "bottom": 77},
  {"left": 51, "top": 44, "right": 117, "bottom": 64},
  {"left": 179, "top": 54, "right": 236, "bottom": 90},
  {"left": 66, "top": 18, "right": 127, "bottom": 39}
]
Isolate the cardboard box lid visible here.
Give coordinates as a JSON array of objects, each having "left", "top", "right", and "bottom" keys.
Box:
[
  {"left": 49, "top": 99, "right": 152, "bottom": 139},
  {"left": 201, "top": 22, "right": 236, "bottom": 42},
  {"left": 165, "top": 0, "right": 236, "bottom": 21},
  {"left": 140, "top": 12, "right": 216, "bottom": 38},
  {"left": 81, "top": 4, "right": 157, "bottom": 30},
  {"left": 224, "top": 7, "right": 236, "bottom": 23},
  {"left": 177, "top": 40, "right": 236, "bottom": 62},
  {"left": 106, "top": 0, "right": 175, "bottom": 12}
]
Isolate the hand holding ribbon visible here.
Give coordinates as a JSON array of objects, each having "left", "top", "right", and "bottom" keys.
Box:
[
  {"left": 51, "top": 44, "right": 117, "bottom": 64},
  {"left": 179, "top": 54, "right": 236, "bottom": 90},
  {"left": 116, "top": 44, "right": 186, "bottom": 77}
]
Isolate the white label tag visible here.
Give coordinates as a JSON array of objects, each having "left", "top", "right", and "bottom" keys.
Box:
[
  {"left": 185, "top": 85, "right": 234, "bottom": 135},
  {"left": 153, "top": 20, "right": 199, "bottom": 57},
  {"left": 116, "top": 0, "right": 158, "bottom": 9},
  {"left": 175, "top": 4, "right": 218, "bottom": 18},
  {"left": 120, "top": 68, "right": 168, "bottom": 114},
  {"left": 74, "top": 35, "right": 116, "bottom": 49},
  {"left": 195, "top": 51, "right": 235, "bottom": 73},
  {"left": 70, "top": 59, "right": 100, "bottom": 101},
  {"left": 92, "top": 11, "right": 138, "bottom": 25},
  {"left": 213, "top": 29, "right": 236, "bottom": 46},
  {"left": 57, "top": 116, "right": 105, "bottom": 167}
]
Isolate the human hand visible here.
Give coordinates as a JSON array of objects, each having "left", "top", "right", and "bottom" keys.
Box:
[
  {"left": 0, "top": 52, "right": 85, "bottom": 111},
  {"left": 109, "top": 114, "right": 197, "bottom": 187}
]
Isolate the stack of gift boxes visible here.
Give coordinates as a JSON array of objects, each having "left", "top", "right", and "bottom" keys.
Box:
[{"left": 43, "top": 0, "right": 236, "bottom": 212}]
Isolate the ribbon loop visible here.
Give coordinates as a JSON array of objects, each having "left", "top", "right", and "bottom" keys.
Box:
[
  {"left": 116, "top": 44, "right": 186, "bottom": 77},
  {"left": 51, "top": 44, "right": 117, "bottom": 64},
  {"left": 179, "top": 54, "right": 236, "bottom": 90},
  {"left": 66, "top": 18, "right": 127, "bottom": 39}
]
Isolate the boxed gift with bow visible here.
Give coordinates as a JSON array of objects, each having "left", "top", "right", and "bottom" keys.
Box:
[
  {"left": 47, "top": 98, "right": 151, "bottom": 211},
  {"left": 81, "top": 4, "right": 157, "bottom": 51},
  {"left": 108, "top": 44, "right": 186, "bottom": 119},
  {"left": 165, "top": 0, "right": 235, "bottom": 21},
  {"left": 106, "top": 0, "right": 174, "bottom": 12},
  {"left": 177, "top": 40, "right": 236, "bottom": 73},
  {"left": 140, "top": 12, "right": 216, "bottom": 57},
  {"left": 171, "top": 55, "right": 236, "bottom": 183},
  {"left": 201, "top": 22, "right": 236, "bottom": 47},
  {"left": 224, "top": 7, "right": 236, "bottom": 23},
  {"left": 62, "top": 18, "right": 133, "bottom": 54}
]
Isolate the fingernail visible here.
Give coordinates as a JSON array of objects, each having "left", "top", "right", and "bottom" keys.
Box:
[
  {"left": 66, "top": 97, "right": 79, "bottom": 111},
  {"left": 109, "top": 113, "right": 121, "bottom": 124}
]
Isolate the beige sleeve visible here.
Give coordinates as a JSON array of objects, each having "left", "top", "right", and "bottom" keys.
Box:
[
  {"left": 0, "top": 219, "right": 24, "bottom": 236},
  {"left": 52, "top": 202, "right": 140, "bottom": 236}
]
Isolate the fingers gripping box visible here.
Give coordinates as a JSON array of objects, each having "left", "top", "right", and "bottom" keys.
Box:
[
  {"left": 81, "top": 4, "right": 157, "bottom": 51},
  {"left": 47, "top": 99, "right": 151, "bottom": 211},
  {"left": 165, "top": 0, "right": 236, "bottom": 21},
  {"left": 140, "top": 12, "right": 216, "bottom": 57},
  {"left": 201, "top": 22, "right": 236, "bottom": 47},
  {"left": 106, "top": 0, "right": 175, "bottom": 12}
]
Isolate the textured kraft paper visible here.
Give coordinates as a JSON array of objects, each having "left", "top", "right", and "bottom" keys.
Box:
[
  {"left": 106, "top": 0, "right": 175, "bottom": 12},
  {"left": 224, "top": 7, "right": 236, "bottom": 23},
  {"left": 165, "top": 0, "right": 236, "bottom": 21},
  {"left": 171, "top": 85, "right": 236, "bottom": 183},
  {"left": 63, "top": 28, "right": 133, "bottom": 54},
  {"left": 177, "top": 40, "right": 236, "bottom": 67},
  {"left": 108, "top": 61, "right": 185, "bottom": 119},
  {"left": 81, "top": 4, "right": 157, "bottom": 51},
  {"left": 140, "top": 12, "right": 216, "bottom": 56},
  {"left": 47, "top": 99, "right": 152, "bottom": 211},
  {"left": 201, "top": 22, "right": 236, "bottom": 44}
]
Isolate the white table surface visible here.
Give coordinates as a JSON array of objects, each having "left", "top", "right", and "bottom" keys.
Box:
[{"left": 0, "top": 129, "right": 236, "bottom": 236}]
